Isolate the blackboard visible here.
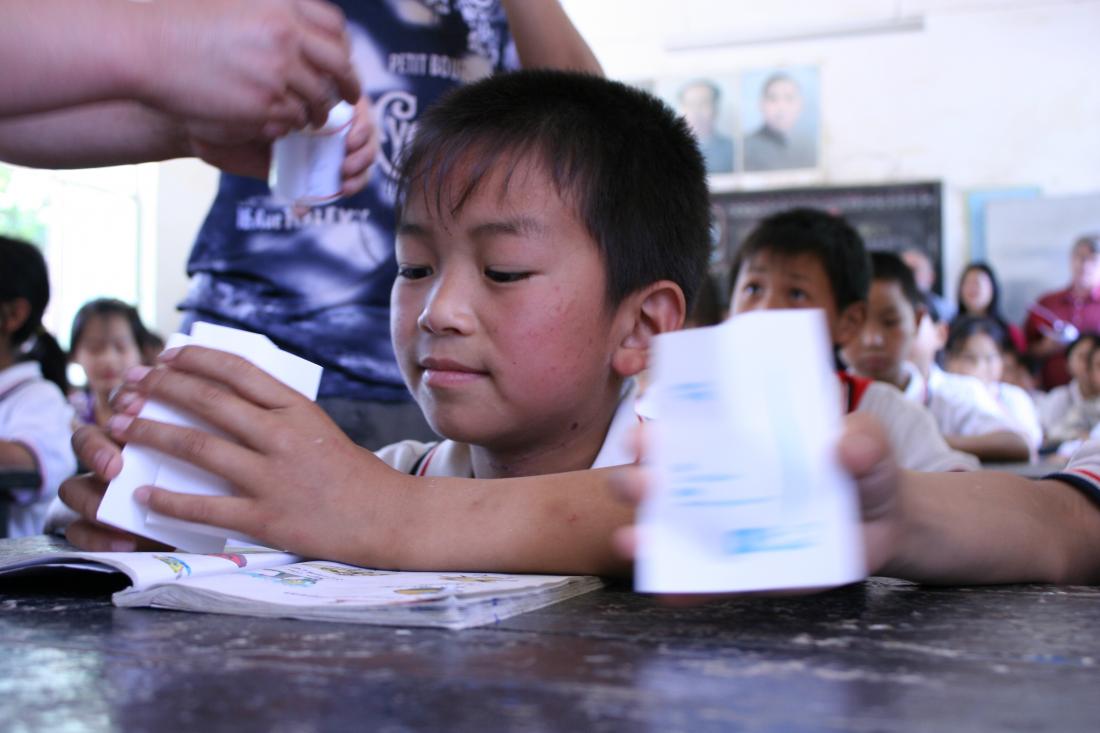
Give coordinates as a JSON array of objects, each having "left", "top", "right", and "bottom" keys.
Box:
[{"left": 708, "top": 181, "right": 943, "bottom": 298}]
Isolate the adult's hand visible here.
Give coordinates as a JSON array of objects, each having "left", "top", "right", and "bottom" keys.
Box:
[{"left": 140, "top": 0, "right": 360, "bottom": 133}]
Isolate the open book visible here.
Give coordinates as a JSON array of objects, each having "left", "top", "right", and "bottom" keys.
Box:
[{"left": 0, "top": 537, "right": 602, "bottom": 630}]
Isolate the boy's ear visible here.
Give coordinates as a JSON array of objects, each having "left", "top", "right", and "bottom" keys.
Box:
[
  {"left": 834, "top": 301, "right": 867, "bottom": 347},
  {"left": 0, "top": 298, "right": 31, "bottom": 337},
  {"left": 611, "top": 280, "right": 687, "bottom": 378}
]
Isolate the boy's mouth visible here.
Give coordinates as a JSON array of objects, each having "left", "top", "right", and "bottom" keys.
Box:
[{"left": 419, "top": 357, "right": 488, "bottom": 388}]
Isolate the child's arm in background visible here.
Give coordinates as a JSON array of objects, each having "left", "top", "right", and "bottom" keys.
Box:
[
  {"left": 945, "top": 430, "right": 1031, "bottom": 463},
  {"left": 60, "top": 347, "right": 631, "bottom": 576},
  {"left": 0, "top": 441, "right": 36, "bottom": 471}
]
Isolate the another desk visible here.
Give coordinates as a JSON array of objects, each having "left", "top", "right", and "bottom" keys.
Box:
[{"left": 1, "top": 536, "right": 1098, "bottom": 732}]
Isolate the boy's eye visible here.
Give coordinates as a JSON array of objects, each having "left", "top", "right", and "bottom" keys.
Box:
[
  {"left": 398, "top": 265, "right": 432, "bottom": 280},
  {"left": 485, "top": 269, "right": 531, "bottom": 284},
  {"left": 742, "top": 282, "right": 762, "bottom": 295},
  {"left": 789, "top": 288, "right": 808, "bottom": 302}
]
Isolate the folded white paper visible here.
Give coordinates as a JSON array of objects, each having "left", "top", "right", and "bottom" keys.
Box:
[
  {"left": 97, "top": 323, "right": 323, "bottom": 553},
  {"left": 636, "top": 309, "right": 865, "bottom": 594}
]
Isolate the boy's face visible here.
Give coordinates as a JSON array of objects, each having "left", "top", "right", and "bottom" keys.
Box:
[
  {"left": 730, "top": 250, "right": 864, "bottom": 347},
  {"left": 1087, "top": 349, "right": 1100, "bottom": 395},
  {"left": 1068, "top": 341, "right": 1092, "bottom": 384},
  {"left": 392, "top": 158, "right": 627, "bottom": 452},
  {"left": 843, "top": 280, "right": 918, "bottom": 386}
]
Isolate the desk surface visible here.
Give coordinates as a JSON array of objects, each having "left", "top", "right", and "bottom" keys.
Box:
[{"left": 2, "top": 536, "right": 1099, "bottom": 733}]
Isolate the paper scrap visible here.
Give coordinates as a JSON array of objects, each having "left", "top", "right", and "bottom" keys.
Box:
[{"left": 636, "top": 309, "right": 865, "bottom": 594}]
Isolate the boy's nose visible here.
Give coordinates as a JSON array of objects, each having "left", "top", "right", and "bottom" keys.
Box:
[
  {"left": 417, "top": 275, "right": 475, "bottom": 335},
  {"left": 861, "top": 327, "right": 884, "bottom": 346}
]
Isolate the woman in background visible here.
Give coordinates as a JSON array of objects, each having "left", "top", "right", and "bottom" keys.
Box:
[{"left": 954, "top": 262, "right": 1027, "bottom": 354}]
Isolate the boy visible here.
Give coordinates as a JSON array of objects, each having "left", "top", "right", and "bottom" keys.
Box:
[
  {"left": 54, "top": 70, "right": 710, "bottom": 575},
  {"left": 844, "top": 252, "right": 1030, "bottom": 462},
  {"left": 727, "top": 208, "right": 977, "bottom": 472}
]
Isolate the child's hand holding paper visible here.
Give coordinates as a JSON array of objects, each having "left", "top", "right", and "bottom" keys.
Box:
[{"left": 634, "top": 309, "right": 885, "bottom": 594}]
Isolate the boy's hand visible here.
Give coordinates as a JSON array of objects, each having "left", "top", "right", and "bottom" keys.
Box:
[
  {"left": 104, "top": 346, "right": 408, "bottom": 562},
  {"left": 610, "top": 412, "right": 904, "bottom": 595},
  {"left": 58, "top": 426, "right": 167, "bottom": 552}
]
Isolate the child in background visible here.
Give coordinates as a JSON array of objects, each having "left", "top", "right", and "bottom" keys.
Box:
[
  {"left": 728, "top": 208, "right": 977, "bottom": 472},
  {"left": 844, "top": 251, "right": 1030, "bottom": 463},
  {"left": 1036, "top": 334, "right": 1099, "bottom": 441},
  {"left": 944, "top": 316, "right": 1042, "bottom": 456},
  {"left": 0, "top": 236, "right": 77, "bottom": 537},
  {"left": 138, "top": 329, "right": 165, "bottom": 367},
  {"left": 1045, "top": 339, "right": 1100, "bottom": 449},
  {"left": 69, "top": 298, "right": 149, "bottom": 428},
  {"left": 53, "top": 70, "right": 711, "bottom": 573}
]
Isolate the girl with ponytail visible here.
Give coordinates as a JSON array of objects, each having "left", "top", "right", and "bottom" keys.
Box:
[{"left": 0, "top": 236, "right": 76, "bottom": 537}]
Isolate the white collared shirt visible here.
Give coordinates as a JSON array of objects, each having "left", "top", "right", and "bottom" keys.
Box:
[{"left": 0, "top": 361, "right": 76, "bottom": 537}]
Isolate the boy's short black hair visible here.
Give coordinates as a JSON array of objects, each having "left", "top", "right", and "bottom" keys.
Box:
[
  {"left": 729, "top": 208, "right": 870, "bottom": 312},
  {"left": 870, "top": 250, "right": 922, "bottom": 312},
  {"left": 396, "top": 70, "right": 711, "bottom": 310},
  {"left": 1067, "top": 332, "right": 1100, "bottom": 362}
]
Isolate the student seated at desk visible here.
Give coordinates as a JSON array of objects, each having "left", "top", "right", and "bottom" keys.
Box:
[
  {"left": 68, "top": 299, "right": 150, "bottom": 430},
  {"left": 844, "top": 251, "right": 1030, "bottom": 463},
  {"left": 0, "top": 237, "right": 76, "bottom": 537},
  {"left": 1038, "top": 334, "right": 1100, "bottom": 449},
  {"left": 727, "top": 208, "right": 977, "bottom": 472},
  {"left": 944, "top": 316, "right": 1042, "bottom": 457},
  {"left": 51, "top": 70, "right": 710, "bottom": 575}
]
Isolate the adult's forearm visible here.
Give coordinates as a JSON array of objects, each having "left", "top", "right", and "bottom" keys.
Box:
[
  {"left": 501, "top": 0, "right": 603, "bottom": 74},
  {"left": 1, "top": 0, "right": 150, "bottom": 117},
  {"left": 356, "top": 467, "right": 631, "bottom": 577},
  {"left": 0, "top": 103, "right": 188, "bottom": 168},
  {"left": 883, "top": 471, "right": 1100, "bottom": 585}
]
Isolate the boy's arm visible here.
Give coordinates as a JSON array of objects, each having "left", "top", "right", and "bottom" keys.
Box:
[
  {"left": 945, "top": 431, "right": 1031, "bottom": 463},
  {"left": 65, "top": 348, "right": 630, "bottom": 575},
  {"left": 502, "top": 1, "right": 603, "bottom": 74},
  {"left": 883, "top": 469, "right": 1100, "bottom": 585}
]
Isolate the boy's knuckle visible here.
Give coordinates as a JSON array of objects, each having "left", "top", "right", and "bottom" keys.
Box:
[{"left": 175, "top": 429, "right": 210, "bottom": 462}]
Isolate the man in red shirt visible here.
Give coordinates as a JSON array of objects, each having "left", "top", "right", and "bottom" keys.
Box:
[{"left": 1026, "top": 234, "right": 1100, "bottom": 389}]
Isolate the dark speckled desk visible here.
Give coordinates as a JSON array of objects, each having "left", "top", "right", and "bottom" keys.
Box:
[{"left": 2, "top": 536, "right": 1099, "bottom": 732}]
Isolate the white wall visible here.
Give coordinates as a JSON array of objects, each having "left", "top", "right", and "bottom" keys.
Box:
[
  {"left": 151, "top": 0, "right": 1100, "bottom": 320},
  {"left": 561, "top": 0, "right": 1100, "bottom": 294}
]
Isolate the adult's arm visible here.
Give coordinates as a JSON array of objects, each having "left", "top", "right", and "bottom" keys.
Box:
[
  {"left": 501, "top": 0, "right": 603, "bottom": 74},
  {"left": 1, "top": 0, "right": 358, "bottom": 126},
  {"left": 0, "top": 103, "right": 189, "bottom": 169}
]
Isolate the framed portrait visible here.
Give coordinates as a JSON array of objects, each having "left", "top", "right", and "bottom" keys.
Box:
[
  {"left": 739, "top": 66, "right": 821, "bottom": 173},
  {"left": 657, "top": 76, "right": 740, "bottom": 175}
]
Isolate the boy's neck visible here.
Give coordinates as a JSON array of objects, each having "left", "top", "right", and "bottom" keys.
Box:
[
  {"left": 0, "top": 345, "right": 15, "bottom": 372},
  {"left": 468, "top": 388, "right": 624, "bottom": 480}
]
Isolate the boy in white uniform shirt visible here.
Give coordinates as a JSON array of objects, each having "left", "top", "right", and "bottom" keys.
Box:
[
  {"left": 726, "top": 209, "right": 977, "bottom": 473},
  {"left": 845, "top": 252, "right": 1030, "bottom": 463}
]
